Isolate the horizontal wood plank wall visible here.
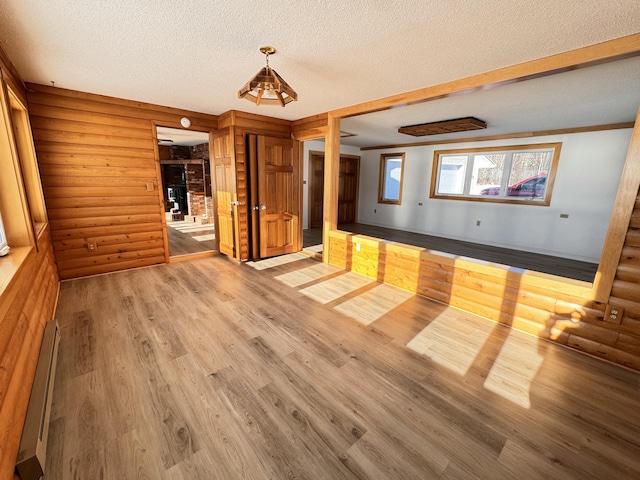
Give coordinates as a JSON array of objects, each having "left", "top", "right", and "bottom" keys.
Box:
[
  {"left": 26, "top": 83, "right": 218, "bottom": 279},
  {"left": 292, "top": 113, "right": 328, "bottom": 141},
  {"left": 609, "top": 187, "right": 640, "bottom": 360},
  {"left": 328, "top": 230, "right": 640, "bottom": 371},
  {"left": 219, "top": 111, "right": 292, "bottom": 260},
  {"left": 0, "top": 227, "right": 59, "bottom": 480}
]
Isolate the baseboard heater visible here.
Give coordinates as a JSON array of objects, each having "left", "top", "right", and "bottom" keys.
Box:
[{"left": 15, "top": 320, "right": 60, "bottom": 480}]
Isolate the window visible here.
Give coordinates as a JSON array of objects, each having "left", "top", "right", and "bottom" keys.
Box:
[
  {"left": 7, "top": 88, "right": 48, "bottom": 237},
  {"left": 379, "top": 153, "right": 405, "bottom": 204},
  {"left": 0, "top": 212, "right": 8, "bottom": 256},
  {"left": 430, "top": 143, "right": 561, "bottom": 206}
]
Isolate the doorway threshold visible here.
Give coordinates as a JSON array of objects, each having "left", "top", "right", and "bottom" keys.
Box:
[{"left": 170, "top": 251, "right": 218, "bottom": 263}]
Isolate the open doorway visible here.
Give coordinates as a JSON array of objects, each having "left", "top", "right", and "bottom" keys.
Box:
[
  {"left": 157, "top": 126, "right": 215, "bottom": 258},
  {"left": 302, "top": 143, "right": 360, "bottom": 256}
]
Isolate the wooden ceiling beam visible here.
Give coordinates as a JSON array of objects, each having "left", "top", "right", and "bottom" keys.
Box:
[{"left": 329, "top": 33, "right": 640, "bottom": 120}]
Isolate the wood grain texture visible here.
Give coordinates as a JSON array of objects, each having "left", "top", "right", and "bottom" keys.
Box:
[
  {"left": 0, "top": 227, "right": 59, "bottom": 480},
  {"left": 46, "top": 255, "right": 640, "bottom": 479},
  {"left": 327, "top": 228, "right": 640, "bottom": 371},
  {"left": 27, "top": 84, "right": 218, "bottom": 279},
  {"left": 595, "top": 107, "right": 640, "bottom": 301},
  {"left": 222, "top": 111, "right": 293, "bottom": 261},
  {"left": 292, "top": 113, "right": 328, "bottom": 141}
]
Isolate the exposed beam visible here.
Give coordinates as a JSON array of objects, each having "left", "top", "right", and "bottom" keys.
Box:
[
  {"left": 331, "top": 33, "right": 640, "bottom": 119},
  {"left": 594, "top": 107, "right": 640, "bottom": 302}
]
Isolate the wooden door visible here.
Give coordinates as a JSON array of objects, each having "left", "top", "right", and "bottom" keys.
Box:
[
  {"left": 309, "top": 153, "right": 324, "bottom": 228},
  {"left": 257, "top": 136, "right": 299, "bottom": 258},
  {"left": 211, "top": 129, "right": 237, "bottom": 257},
  {"left": 337, "top": 155, "right": 359, "bottom": 224},
  {"left": 308, "top": 153, "right": 360, "bottom": 227}
]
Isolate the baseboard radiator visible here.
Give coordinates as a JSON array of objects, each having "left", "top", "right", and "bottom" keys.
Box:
[{"left": 15, "top": 320, "right": 60, "bottom": 480}]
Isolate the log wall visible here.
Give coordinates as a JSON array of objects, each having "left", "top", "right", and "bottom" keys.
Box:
[
  {"left": 0, "top": 46, "right": 61, "bottom": 480},
  {"left": 26, "top": 83, "right": 218, "bottom": 279},
  {"left": 328, "top": 223, "right": 640, "bottom": 371},
  {"left": 607, "top": 189, "right": 640, "bottom": 360},
  {"left": 0, "top": 229, "right": 59, "bottom": 480}
]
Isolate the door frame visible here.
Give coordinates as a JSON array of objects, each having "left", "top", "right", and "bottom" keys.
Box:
[
  {"left": 307, "top": 150, "right": 360, "bottom": 231},
  {"left": 152, "top": 122, "right": 219, "bottom": 262},
  {"left": 308, "top": 150, "right": 325, "bottom": 229}
]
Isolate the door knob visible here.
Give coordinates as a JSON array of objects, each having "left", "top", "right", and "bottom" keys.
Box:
[
  {"left": 252, "top": 205, "right": 260, "bottom": 211},
  {"left": 230, "top": 201, "right": 241, "bottom": 206},
  {"left": 260, "top": 204, "right": 267, "bottom": 210}
]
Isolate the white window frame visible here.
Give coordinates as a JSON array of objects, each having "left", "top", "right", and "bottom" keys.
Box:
[{"left": 430, "top": 142, "right": 562, "bottom": 206}]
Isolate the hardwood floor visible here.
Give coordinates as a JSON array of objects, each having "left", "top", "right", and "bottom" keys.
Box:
[
  {"left": 303, "top": 227, "right": 323, "bottom": 248},
  {"left": 47, "top": 254, "right": 640, "bottom": 479},
  {"left": 167, "top": 219, "right": 216, "bottom": 257},
  {"left": 305, "top": 223, "right": 598, "bottom": 282}
]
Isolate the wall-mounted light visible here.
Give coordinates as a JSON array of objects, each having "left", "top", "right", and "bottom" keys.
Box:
[
  {"left": 238, "top": 46, "right": 298, "bottom": 107},
  {"left": 180, "top": 117, "right": 191, "bottom": 128}
]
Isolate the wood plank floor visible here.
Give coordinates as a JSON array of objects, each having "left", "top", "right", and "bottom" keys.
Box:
[
  {"left": 304, "top": 224, "right": 598, "bottom": 282},
  {"left": 167, "top": 220, "right": 216, "bottom": 257},
  {"left": 47, "top": 254, "right": 640, "bottom": 479}
]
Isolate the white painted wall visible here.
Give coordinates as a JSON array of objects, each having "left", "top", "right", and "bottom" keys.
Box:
[
  {"left": 302, "top": 140, "right": 361, "bottom": 229},
  {"left": 356, "top": 129, "right": 633, "bottom": 262}
]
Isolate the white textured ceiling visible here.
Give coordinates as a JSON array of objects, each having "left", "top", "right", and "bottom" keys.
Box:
[
  {"left": 0, "top": 1, "right": 639, "bottom": 146},
  {"left": 342, "top": 56, "right": 640, "bottom": 147}
]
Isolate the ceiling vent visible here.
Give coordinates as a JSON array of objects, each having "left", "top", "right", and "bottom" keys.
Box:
[{"left": 398, "top": 117, "right": 487, "bottom": 137}]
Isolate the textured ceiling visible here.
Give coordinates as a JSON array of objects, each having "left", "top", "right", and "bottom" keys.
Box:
[
  {"left": 342, "top": 56, "right": 640, "bottom": 147},
  {"left": 0, "top": 1, "right": 639, "bottom": 145}
]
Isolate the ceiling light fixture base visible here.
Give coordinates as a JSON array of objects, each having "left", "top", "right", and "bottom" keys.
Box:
[{"left": 259, "top": 46, "right": 276, "bottom": 55}]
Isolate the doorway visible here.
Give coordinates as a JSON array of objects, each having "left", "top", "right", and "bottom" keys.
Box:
[
  {"left": 305, "top": 151, "right": 360, "bottom": 251},
  {"left": 156, "top": 126, "right": 216, "bottom": 258}
]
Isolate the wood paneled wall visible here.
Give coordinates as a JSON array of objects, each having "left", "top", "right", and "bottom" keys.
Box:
[
  {"left": 0, "top": 46, "right": 61, "bottom": 480},
  {"left": 608, "top": 187, "right": 640, "bottom": 360},
  {"left": 218, "top": 111, "right": 292, "bottom": 260},
  {"left": 0, "top": 229, "right": 59, "bottom": 480},
  {"left": 327, "top": 223, "right": 640, "bottom": 371},
  {"left": 292, "top": 113, "right": 328, "bottom": 141},
  {"left": 26, "top": 83, "right": 218, "bottom": 279}
]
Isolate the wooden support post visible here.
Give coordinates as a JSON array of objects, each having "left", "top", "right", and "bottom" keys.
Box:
[
  {"left": 322, "top": 114, "right": 340, "bottom": 263},
  {"left": 594, "top": 106, "right": 640, "bottom": 302}
]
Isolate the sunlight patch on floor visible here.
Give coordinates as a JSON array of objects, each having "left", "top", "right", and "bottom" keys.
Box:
[
  {"left": 334, "top": 283, "right": 414, "bottom": 325},
  {"left": 407, "top": 310, "right": 495, "bottom": 375},
  {"left": 246, "top": 253, "right": 309, "bottom": 270},
  {"left": 167, "top": 221, "right": 215, "bottom": 233},
  {"left": 275, "top": 262, "right": 343, "bottom": 287},
  {"left": 483, "top": 330, "right": 544, "bottom": 408},
  {"left": 299, "top": 271, "right": 373, "bottom": 304},
  {"left": 191, "top": 234, "right": 216, "bottom": 242},
  {"left": 303, "top": 244, "right": 323, "bottom": 253}
]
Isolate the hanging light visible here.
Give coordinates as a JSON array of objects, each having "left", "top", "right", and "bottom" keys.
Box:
[{"left": 238, "top": 46, "right": 298, "bottom": 107}]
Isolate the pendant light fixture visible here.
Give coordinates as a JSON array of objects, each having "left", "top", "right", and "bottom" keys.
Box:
[{"left": 238, "top": 46, "right": 298, "bottom": 107}]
